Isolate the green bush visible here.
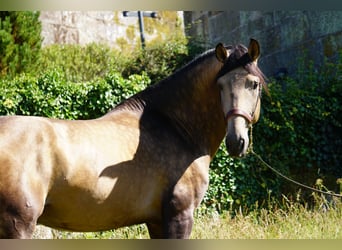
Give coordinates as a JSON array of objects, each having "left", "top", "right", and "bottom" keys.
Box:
[
  {"left": 36, "top": 37, "right": 199, "bottom": 84},
  {"left": 121, "top": 36, "right": 196, "bottom": 83},
  {"left": 199, "top": 144, "right": 275, "bottom": 214},
  {"left": 38, "top": 43, "right": 130, "bottom": 83},
  {"left": 252, "top": 57, "right": 342, "bottom": 199},
  {"left": 0, "top": 11, "right": 42, "bottom": 77},
  {"left": 0, "top": 70, "right": 150, "bottom": 119}
]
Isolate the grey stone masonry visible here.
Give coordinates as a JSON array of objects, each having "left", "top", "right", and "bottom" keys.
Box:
[
  {"left": 39, "top": 11, "right": 184, "bottom": 50},
  {"left": 184, "top": 11, "right": 342, "bottom": 77}
]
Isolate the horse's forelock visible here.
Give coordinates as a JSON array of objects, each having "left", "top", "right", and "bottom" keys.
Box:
[
  {"left": 232, "top": 44, "right": 248, "bottom": 59},
  {"left": 219, "top": 44, "right": 267, "bottom": 89}
]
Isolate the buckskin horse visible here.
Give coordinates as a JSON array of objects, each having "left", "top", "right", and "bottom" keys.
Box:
[{"left": 0, "top": 39, "right": 266, "bottom": 239}]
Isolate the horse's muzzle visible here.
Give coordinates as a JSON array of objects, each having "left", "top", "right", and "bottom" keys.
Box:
[{"left": 225, "top": 134, "right": 249, "bottom": 157}]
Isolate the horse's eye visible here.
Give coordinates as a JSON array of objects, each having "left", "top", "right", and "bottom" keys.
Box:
[{"left": 252, "top": 81, "right": 259, "bottom": 90}]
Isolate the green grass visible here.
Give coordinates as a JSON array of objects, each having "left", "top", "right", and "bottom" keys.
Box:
[
  {"left": 192, "top": 204, "right": 341, "bottom": 239},
  {"left": 33, "top": 199, "right": 342, "bottom": 239}
]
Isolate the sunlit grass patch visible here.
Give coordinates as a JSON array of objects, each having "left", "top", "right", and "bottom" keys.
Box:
[
  {"left": 34, "top": 199, "right": 341, "bottom": 239},
  {"left": 192, "top": 199, "right": 342, "bottom": 239}
]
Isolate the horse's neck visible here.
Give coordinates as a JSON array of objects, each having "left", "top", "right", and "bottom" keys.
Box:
[
  {"left": 104, "top": 54, "right": 226, "bottom": 157},
  {"left": 148, "top": 56, "right": 226, "bottom": 156}
]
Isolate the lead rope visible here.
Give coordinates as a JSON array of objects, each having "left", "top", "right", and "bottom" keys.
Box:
[{"left": 247, "top": 125, "right": 342, "bottom": 198}]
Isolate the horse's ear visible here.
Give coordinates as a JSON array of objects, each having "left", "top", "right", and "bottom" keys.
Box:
[
  {"left": 248, "top": 38, "right": 260, "bottom": 62},
  {"left": 215, "top": 43, "right": 228, "bottom": 63}
]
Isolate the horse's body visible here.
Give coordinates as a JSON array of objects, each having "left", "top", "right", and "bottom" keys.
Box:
[{"left": 0, "top": 39, "right": 266, "bottom": 238}]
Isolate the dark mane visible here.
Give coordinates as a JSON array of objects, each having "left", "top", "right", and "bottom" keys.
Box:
[
  {"left": 113, "top": 49, "right": 218, "bottom": 112},
  {"left": 113, "top": 43, "right": 267, "bottom": 113}
]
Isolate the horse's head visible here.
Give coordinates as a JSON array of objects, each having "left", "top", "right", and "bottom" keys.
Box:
[{"left": 215, "top": 39, "right": 266, "bottom": 157}]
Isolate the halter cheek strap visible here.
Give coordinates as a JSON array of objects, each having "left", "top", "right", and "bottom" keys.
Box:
[{"left": 225, "top": 108, "right": 253, "bottom": 124}]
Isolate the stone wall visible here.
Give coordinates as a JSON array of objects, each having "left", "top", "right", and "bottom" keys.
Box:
[
  {"left": 39, "top": 11, "right": 184, "bottom": 50},
  {"left": 39, "top": 11, "right": 342, "bottom": 76},
  {"left": 184, "top": 11, "right": 342, "bottom": 77},
  {"left": 40, "top": 12, "right": 130, "bottom": 47}
]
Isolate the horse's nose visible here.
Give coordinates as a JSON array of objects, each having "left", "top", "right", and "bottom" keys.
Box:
[
  {"left": 225, "top": 135, "right": 248, "bottom": 157},
  {"left": 238, "top": 138, "right": 245, "bottom": 152}
]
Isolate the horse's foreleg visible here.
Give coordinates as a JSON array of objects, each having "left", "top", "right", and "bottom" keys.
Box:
[
  {"left": 0, "top": 215, "right": 36, "bottom": 239},
  {"left": 147, "top": 161, "right": 208, "bottom": 239},
  {"left": 0, "top": 196, "right": 39, "bottom": 239},
  {"left": 147, "top": 204, "right": 194, "bottom": 239},
  {"left": 164, "top": 209, "right": 194, "bottom": 239}
]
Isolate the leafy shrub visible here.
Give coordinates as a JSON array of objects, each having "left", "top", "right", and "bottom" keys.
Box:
[
  {"left": 38, "top": 43, "right": 131, "bottom": 82},
  {"left": 36, "top": 37, "right": 199, "bottom": 85},
  {"left": 121, "top": 36, "right": 196, "bottom": 83},
  {"left": 199, "top": 144, "right": 280, "bottom": 214},
  {"left": 0, "top": 11, "right": 42, "bottom": 77},
  {"left": 0, "top": 70, "right": 150, "bottom": 119},
  {"left": 252, "top": 57, "right": 342, "bottom": 199}
]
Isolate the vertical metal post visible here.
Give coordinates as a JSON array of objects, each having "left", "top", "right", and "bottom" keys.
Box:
[
  {"left": 123, "top": 11, "right": 157, "bottom": 50},
  {"left": 138, "top": 11, "right": 145, "bottom": 49}
]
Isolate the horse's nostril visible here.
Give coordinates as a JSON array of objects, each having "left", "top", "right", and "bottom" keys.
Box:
[
  {"left": 226, "top": 136, "right": 247, "bottom": 157},
  {"left": 239, "top": 138, "right": 245, "bottom": 152}
]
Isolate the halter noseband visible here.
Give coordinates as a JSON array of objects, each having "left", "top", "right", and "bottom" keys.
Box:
[
  {"left": 225, "top": 108, "right": 254, "bottom": 124},
  {"left": 225, "top": 84, "right": 262, "bottom": 125}
]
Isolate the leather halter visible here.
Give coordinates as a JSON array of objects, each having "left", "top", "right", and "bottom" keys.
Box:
[
  {"left": 225, "top": 108, "right": 254, "bottom": 124},
  {"left": 224, "top": 84, "right": 262, "bottom": 125}
]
